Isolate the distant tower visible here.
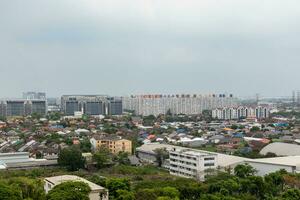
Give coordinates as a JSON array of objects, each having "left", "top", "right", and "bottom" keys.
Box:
[{"left": 255, "top": 93, "right": 260, "bottom": 106}]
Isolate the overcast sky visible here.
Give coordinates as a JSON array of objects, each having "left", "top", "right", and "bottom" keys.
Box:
[{"left": 0, "top": 0, "right": 300, "bottom": 98}]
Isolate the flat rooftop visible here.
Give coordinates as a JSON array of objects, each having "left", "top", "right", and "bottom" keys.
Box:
[
  {"left": 247, "top": 156, "right": 300, "bottom": 168},
  {"left": 45, "top": 175, "right": 105, "bottom": 191},
  {"left": 137, "top": 143, "right": 248, "bottom": 167}
]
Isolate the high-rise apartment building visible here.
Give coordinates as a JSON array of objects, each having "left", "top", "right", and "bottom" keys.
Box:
[
  {"left": 212, "top": 106, "right": 270, "bottom": 120},
  {"left": 61, "top": 95, "right": 123, "bottom": 116},
  {"left": 122, "top": 94, "right": 237, "bottom": 116}
]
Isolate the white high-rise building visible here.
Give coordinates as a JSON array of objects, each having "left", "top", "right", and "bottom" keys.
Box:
[
  {"left": 123, "top": 94, "right": 237, "bottom": 116},
  {"left": 212, "top": 106, "right": 270, "bottom": 120}
]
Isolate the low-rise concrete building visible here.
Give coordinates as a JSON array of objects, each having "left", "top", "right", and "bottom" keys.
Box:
[
  {"left": 44, "top": 175, "right": 108, "bottom": 200},
  {"left": 90, "top": 135, "right": 132, "bottom": 155},
  {"left": 169, "top": 147, "right": 217, "bottom": 181}
]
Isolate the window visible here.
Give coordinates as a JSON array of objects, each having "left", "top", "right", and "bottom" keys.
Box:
[
  {"left": 204, "top": 157, "right": 215, "bottom": 161},
  {"left": 204, "top": 163, "right": 215, "bottom": 167}
]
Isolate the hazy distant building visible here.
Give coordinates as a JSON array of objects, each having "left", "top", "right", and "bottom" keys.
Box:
[
  {"left": 212, "top": 106, "right": 270, "bottom": 120},
  {"left": 61, "top": 95, "right": 122, "bottom": 116},
  {"left": 123, "top": 94, "right": 237, "bottom": 116},
  {"left": 23, "top": 92, "right": 46, "bottom": 100},
  {"left": 6, "top": 100, "right": 26, "bottom": 116},
  {"left": 0, "top": 100, "right": 46, "bottom": 117},
  {"left": 85, "top": 101, "right": 104, "bottom": 115},
  {"left": 107, "top": 97, "right": 123, "bottom": 115}
]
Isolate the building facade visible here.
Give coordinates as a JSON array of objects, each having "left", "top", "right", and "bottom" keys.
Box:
[
  {"left": 169, "top": 147, "right": 218, "bottom": 181},
  {"left": 212, "top": 106, "right": 270, "bottom": 120},
  {"left": 106, "top": 97, "right": 123, "bottom": 115},
  {"left": 61, "top": 95, "right": 122, "bottom": 116},
  {"left": 23, "top": 92, "right": 46, "bottom": 100},
  {"left": 90, "top": 135, "right": 132, "bottom": 155},
  {"left": 123, "top": 94, "right": 237, "bottom": 116},
  {"left": 0, "top": 100, "right": 47, "bottom": 117}
]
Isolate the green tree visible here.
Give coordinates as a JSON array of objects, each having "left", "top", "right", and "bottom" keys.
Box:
[
  {"left": 80, "top": 138, "right": 92, "bottom": 153},
  {"left": 281, "top": 189, "right": 300, "bottom": 200},
  {"left": 157, "top": 187, "right": 180, "bottom": 200},
  {"left": 46, "top": 181, "right": 91, "bottom": 200},
  {"left": 143, "top": 115, "right": 156, "bottom": 126},
  {"left": 47, "top": 112, "right": 62, "bottom": 121},
  {"left": 154, "top": 148, "right": 169, "bottom": 167},
  {"left": 58, "top": 146, "right": 85, "bottom": 171},
  {"left": 115, "top": 190, "right": 135, "bottom": 200},
  {"left": 93, "top": 146, "right": 111, "bottom": 169},
  {"left": 234, "top": 164, "right": 257, "bottom": 178},
  {"left": 230, "top": 124, "right": 238, "bottom": 130},
  {"left": 250, "top": 126, "right": 260, "bottom": 132},
  {"left": 265, "top": 170, "right": 287, "bottom": 195},
  {"left": 178, "top": 185, "right": 204, "bottom": 200},
  {"left": 115, "top": 152, "right": 130, "bottom": 165},
  {"left": 106, "top": 178, "right": 130, "bottom": 199},
  {"left": 31, "top": 112, "right": 42, "bottom": 120},
  {"left": 9, "top": 177, "right": 46, "bottom": 200},
  {"left": 135, "top": 189, "right": 157, "bottom": 200},
  {"left": 0, "top": 182, "right": 22, "bottom": 200}
]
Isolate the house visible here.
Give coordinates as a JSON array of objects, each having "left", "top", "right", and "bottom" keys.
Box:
[
  {"left": 44, "top": 175, "right": 108, "bottom": 200},
  {"left": 90, "top": 135, "right": 132, "bottom": 155}
]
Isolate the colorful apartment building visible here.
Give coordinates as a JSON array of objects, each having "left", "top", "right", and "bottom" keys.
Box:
[{"left": 90, "top": 135, "right": 132, "bottom": 155}]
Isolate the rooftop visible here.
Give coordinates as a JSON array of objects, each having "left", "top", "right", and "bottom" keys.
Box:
[
  {"left": 45, "top": 175, "right": 105, "bottom": 191},
  {"left": 246, "top": 156, "right": 300, "bottom": 169},
  {"left": 260, "top": 142, "right": 300, "bottom": 156}
]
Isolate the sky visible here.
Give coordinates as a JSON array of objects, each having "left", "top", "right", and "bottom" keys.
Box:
[{"left": 1, "top": 0, "right": 300, "bottom": 98}]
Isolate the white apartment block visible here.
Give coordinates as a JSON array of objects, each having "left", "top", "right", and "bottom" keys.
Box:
[
  {"left": 212, "top": 106, "right": 270, "bottom": 120},
  {"left": 123, "top": 94, "right": 237, "bottom": 116},
  {"left": 169, "top": 147, "right": 218, "bottom": 181}
]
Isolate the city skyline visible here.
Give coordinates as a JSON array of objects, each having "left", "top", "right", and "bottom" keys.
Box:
[{"left": 1, "top": 0, "right": 300, "bottom": 97}]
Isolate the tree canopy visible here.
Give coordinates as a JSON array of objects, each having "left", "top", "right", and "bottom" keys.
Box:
[
  {"left": 58, "top": 146, "right": 85, "bottom": 171},
  {"left": 46, "top": 181, "right": 91, "bottom": 200}
]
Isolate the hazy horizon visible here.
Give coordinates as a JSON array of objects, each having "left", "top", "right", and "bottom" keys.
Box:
[{"left": 1, "top": 0, "right": 300, "bottom": 98}]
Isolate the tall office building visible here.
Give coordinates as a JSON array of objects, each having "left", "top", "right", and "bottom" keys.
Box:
[
  {"left": 122, "top": 94, "right": 237, "bottom": 116},
  {"left": 61, "top": 95, "right": 123, "bottom": 116},
  {"left": 0, "top": 100, "right": 46, "bottom": 117},
  {"left": 23, "top": 92, "right": 46, "bottom": 100},
  {"left": 107, "top": 97, "right": 123, "bottom": 115}
]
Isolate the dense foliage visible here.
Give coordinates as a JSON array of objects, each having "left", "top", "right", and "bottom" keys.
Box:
[
  {"left": 57, "top": 146, "right": 86, "bottom": 171},
  {"left": 46, "top": 181, "right": 91, "bottom": 200},
  {"left": 0, "top": 164, "right": 300, "bottom": 200}
]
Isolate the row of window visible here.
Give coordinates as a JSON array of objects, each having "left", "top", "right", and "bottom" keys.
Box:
[
  {"left": 170, "top": 159, "right": 197, "bottom": 167},
  {"left": 170, "top": 153, "right": 197, "bottom": 161},
  {"left": 204, "top": 163, "right": 215, "bottom": 167},
  {"left": 170, "top": 170, "right": 195, "bottom": 178},
  {"left": 204, "top": 157, "right": 215, "bottom": 161}
]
